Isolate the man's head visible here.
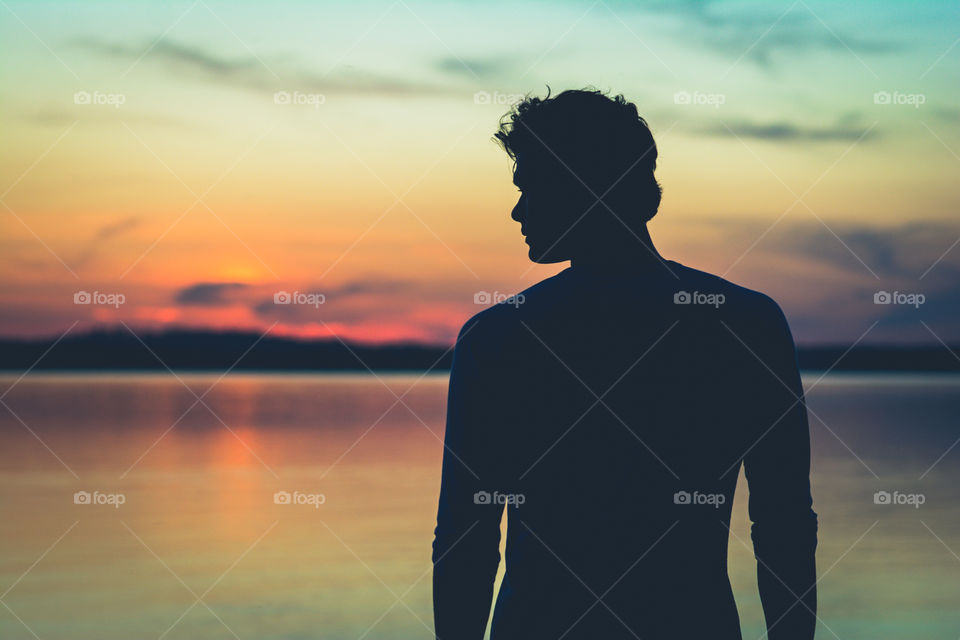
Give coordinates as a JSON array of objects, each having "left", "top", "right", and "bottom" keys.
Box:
[{"left": 494, "top": 88, "right": 662, "bottom": 263}]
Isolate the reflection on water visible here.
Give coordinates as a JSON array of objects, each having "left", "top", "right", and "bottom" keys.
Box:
[{"left": 1, "top": 372, "right": 958, "bottom": 639}]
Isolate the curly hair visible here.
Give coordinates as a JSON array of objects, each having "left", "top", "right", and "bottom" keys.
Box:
[{"left": 494, "top": 86, "right": 662, "bottom": 224}]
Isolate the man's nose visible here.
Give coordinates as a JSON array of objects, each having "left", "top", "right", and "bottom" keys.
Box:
[{"left": 511, "top": 195, "right": 525, "bottom": 223}]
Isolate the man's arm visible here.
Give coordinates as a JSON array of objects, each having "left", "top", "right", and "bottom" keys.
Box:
[
  {"left": 432, "top": 318, "right": 504, "bottom": 640},
  {"left": 743, "top": 299, "right": 818, "bottom": 640}
]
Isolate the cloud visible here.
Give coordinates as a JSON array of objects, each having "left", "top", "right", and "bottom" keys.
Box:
[
  {"left": 0, "top": 304, "right": 81, "bottom": 339},
  {"left": 325, "top": 279, "right": 412, "bottom": 297},
  {"left": 931, "top": 107, "right": 960, "bottom": 123},
  {"left": 641, "top": 0, "right": 901, "bottom": 67},
  {"left": 72, "top": 216, "right": 142, "bottom": 270},
  {"left": 706, "top": 24, "right": 899, "bottom": 69},
  {"left": 77, "top": 38, "right": 259, "bottom": 75},
  {"left": 668, "top": 215, "right": 960, "bottom": 343},
  {"left": 72, "top": 37, "right": 465, "bottom": 98},
  {"left": 250, "top": 279, "right": 415, "bottom": 318},
  {"left": 24, "top": 109, "right": 193, "bottom": 129},
  {"left": 175, "top": 282, "right": 249, "bottom": 306},
  {"left": 93, "top": 216, "right": 141, "bottom": 242},
  {"left": 435, "top": 55, "right": 515, "bottom": 79},
  {"left": 699, "top": 118, "right": 879, "bottom": 142},
  {"left": 767, "top": 222, "right": 954, "bottom": 279}
]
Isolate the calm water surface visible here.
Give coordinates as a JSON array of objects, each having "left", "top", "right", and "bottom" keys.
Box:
[{"left": 1, "top": 372, "right": 958, "bottom": 639}]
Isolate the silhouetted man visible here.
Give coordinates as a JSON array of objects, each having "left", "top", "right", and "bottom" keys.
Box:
[{"left": 433, "top": 88, "right": 817, "bottom": 640}]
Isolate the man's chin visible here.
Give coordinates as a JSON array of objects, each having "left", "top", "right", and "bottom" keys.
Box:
[{"left": 527, "top": 244, "right": 567, "bottom": 264}]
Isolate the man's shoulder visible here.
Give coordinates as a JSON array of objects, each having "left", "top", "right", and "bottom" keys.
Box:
[
  {"left": 456, "top": 270, "right": 571, "bottom": 343},
  {"left": 458, "top": 262, "right": 790, "bottom": 342},
  {"left": 672, "top": 261, "right": 785, "bottom": 319}
]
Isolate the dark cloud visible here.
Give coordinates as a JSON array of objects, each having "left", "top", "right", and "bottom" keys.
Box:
[
  {"left": 175, "top": 282, "right": 249, "bottom": 306},
  {"left": 674, "top": 215, "right": 960, "bottom": 343},
  {"left": 766, "top": 221, "right": 956, "bottom": 281},
  {"left": 252, "top": 298, "right": 342, "bottom": 323},
  {"left": 0, "top": 304, "right": 81, "bottom": 339},
  {"left": 250, "top": 279, "right": 414, "bottom": 319},
  {"left": 325, "top": 280, "right": 412, "bottom": 297},
  {"left": 683, "top": 216, "right": 958, "bottom": 283}
]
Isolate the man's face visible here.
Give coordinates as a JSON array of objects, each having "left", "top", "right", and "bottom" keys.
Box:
[{"left": 510, "top": 154, "right": 589, "bottom": 263}]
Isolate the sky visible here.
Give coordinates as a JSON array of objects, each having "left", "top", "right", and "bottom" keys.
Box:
[{"left": 1, "top": 0, "right": 958, "bottom": 346}]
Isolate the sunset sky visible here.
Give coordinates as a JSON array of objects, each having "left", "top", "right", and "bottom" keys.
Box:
[{"left": 2, "top": 0, "right": 958, "bottom": 345}]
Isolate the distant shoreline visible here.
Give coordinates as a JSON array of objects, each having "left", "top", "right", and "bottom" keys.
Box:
[
  {"left": 1, "top": 330, "right": 958, "bottom": 373},
  {"left": 2, "top": 370, "right": 959, "bottom": 379}
]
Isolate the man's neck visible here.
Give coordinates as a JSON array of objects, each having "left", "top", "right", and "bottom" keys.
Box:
[{"left": 570, "top": 231, "right": 667, "bottom": 272}]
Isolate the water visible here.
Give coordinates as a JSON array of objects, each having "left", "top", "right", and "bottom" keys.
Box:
[{"left": 0, "top": 372, "right": 958, "bottom": 639}]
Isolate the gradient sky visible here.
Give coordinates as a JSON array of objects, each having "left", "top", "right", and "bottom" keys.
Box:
[{"left": 1, "top": 0, "right": 958, "bottom": 346}]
